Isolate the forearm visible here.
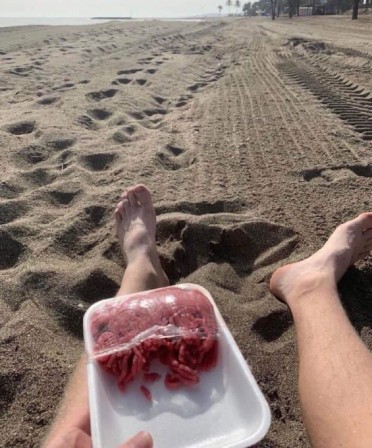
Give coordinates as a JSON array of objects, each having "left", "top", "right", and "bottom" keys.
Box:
[{"left": 293, "top": 286, "right": 372, "bottom": 447}]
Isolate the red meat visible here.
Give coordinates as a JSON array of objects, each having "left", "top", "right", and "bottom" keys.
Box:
[
  {"left": 90, "top": 287, "right": 218, "bottom": 393},
  {"left": 143, "top": 372, "right": 161, "bottom": 383},
  {"left": 140, "top": 385, "right": 152, "bottom": 401}
]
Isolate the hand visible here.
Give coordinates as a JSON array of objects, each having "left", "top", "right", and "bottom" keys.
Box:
[
  {"left": 119, "top": 431, "right": 153, "bottom": 448},
  {"left": 45, "top": 428, "right": 153, "bottom": 448}
]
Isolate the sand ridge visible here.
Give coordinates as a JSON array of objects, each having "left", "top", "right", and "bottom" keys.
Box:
[{"left": 0, "top": 16, "right": 371, "bottom": 447}]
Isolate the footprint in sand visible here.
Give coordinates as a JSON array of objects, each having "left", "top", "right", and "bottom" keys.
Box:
[
  {"left": 188, "top": 82, "right": 207, "bottom": 92},
  {"left": 0, "top": 230, "right": 26, "bottom": 270},
  {"left": 0, "top": 371, "right": 25, "bottom": 422},
  {"left": 5, "top": 120, "right": 37, "bottom": 135},
  {"left": 87, "top": 108, "right": 113, "bottom": 121},
  {"left": 112, "top": 77, "right": 131, "bottom": 86},
  {"left": 45, "top": 137, "right": 76, "bottom": 151},
  {"left": 81, "top": 153, "right": 117, "bottom": 171},
  {"left": 0, "top": 200, "right": 28, "bottom": 225},
  {"left": 132, "top": 79, "right": 148, "bottom": 86},
  {"left": 0, "top": 179, "right": 25, "bottom": 199},
  {"left": 52, "top": 82, "right": 75, "bottom": 91},
  {"left": 153, "top": 95, "right": 166, "bottom": 105},
  {"left": 21, "top": 167, "right": 56, "bottom": 188},
  {"left": 16, "top": 144, "right": 50, "bottom": 166},
  {"left": 156, "top": 144, "right": 193, "bottom": 171},
  {"left": 112, "top": 131, "right": 131, "bottom": 144},
  {"left": 36, "top": 96, "right": 61, "bottom": 106},
  {"left": 117, "top": 68, "right": 142, "bottom": 75},
  {"left": 138, "top": 57, "right": 153, "bottom": 65},
  {"left": 76, "top": 115, "right": 99, "bottom": 130},
  {"left": 54, "top": 205, "right": 109, "bottom": 257},
  {"left": 143, "top": 107, "right": 167, "bottom": 117},
  {"left": 48, "top": 188, "right": 80, "bottom": 206},
  {"left": 155, "top": 211, "right": 297, "bottom": 284},
  {"left": 111, "top": 123, "right": 138, "bottom": 144},
  {"left": 86, "top": 88, "right": 118, "bottom": 101},
  {"left": 8, "top": 66, "right": 33, "bottom": 77},
  {"left": 301, "top": 164, "right": 372, "bottom": 183},
  {"left": 175, "top": 94, "right": 191, "bottom": 107},
  {"left": 73, "top": 269, "right": 119, "bottom": 304},
  {"left": 123, "top": 125, "right": 136, "bottom": 136}
]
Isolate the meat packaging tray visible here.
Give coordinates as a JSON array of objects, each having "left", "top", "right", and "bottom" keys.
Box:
[{"left": 83, "top": 283, "right": 271, "bottom": 448}]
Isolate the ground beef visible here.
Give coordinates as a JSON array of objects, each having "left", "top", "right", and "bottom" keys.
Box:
[{"left": 89, "top": 286, "right": 219, "bottom": 395}]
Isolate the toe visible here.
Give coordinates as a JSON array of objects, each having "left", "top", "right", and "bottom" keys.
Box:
[
  {"left": 122, "top": 197, "right": 130, "bottom": 214},
  {"left": 127, "top": 189, "right": 137, "bottom": 208},
  {"left": 116, "top": 201, "right": 124, "bottom": 219},
  {"left": 356, "top": 212, "right": 372, "bottom": 230},
  {"left": 363, "top": 228, "right": 372, "bottom": 241},
  {"left": 114, "top": 209, "right": 122, "bottom": 224},
  {"left": 133, "top": 184, "right": 153, "bottom": 208}
]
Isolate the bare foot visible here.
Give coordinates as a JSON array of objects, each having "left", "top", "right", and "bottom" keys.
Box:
[
  {"left": 114, "top": 184, "right": 168, "bottom": 287},
  {"left": 270, "top": 213, "right": 372, "bottom": 306}
]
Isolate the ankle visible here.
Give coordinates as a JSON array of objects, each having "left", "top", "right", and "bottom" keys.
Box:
[
  {"left": 121, "top": 252, "right": 169, "bottom": 291},
  {"left": 126, "top": 243, "right": 157, "bottom": 265},
  {"left": 285, "top": 272, "right": 338, "bottom": 306}
]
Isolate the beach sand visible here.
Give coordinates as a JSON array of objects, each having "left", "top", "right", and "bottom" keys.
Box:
[{"left": 0, "top": 16, "right": 371, "bottom": 447}]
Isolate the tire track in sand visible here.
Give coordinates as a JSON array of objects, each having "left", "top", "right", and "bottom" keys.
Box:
[{"left": 264, "top": 50, "right": 362, "bottom": 165}]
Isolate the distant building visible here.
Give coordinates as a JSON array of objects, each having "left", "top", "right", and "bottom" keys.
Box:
[{"left": 298, "top": 6, "right": 313, "bottom": 15}]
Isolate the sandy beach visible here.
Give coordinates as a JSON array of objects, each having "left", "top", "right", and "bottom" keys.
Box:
[{"left": 0, "top": 16, "right": 371, "bottom": 447}]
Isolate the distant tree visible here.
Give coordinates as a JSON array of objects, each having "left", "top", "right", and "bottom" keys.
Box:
[
  {"left": 270, "top": 0, "right": 278, "bottom": 18},
  {"left": 277, "top": 0, "right": 281, "bottom": 16},
  {"left": 352, "top": 0, "right": 359, "bottom": 18},
  {"left": 242, "top": 1, "right": 252, "bottom": 14},
  {"left": 235, "top": 0, "right": 242, "bottom": 14},
  {"left": 312, "top": 0, "right": 316, "bottom": 14},
  {"left": 226, "top": 0, "right": 233, "bottom": 15},
  {"left": 246, "top": 0, "right": 270, "bottom": 15},
  {"left": 296, "top": 0, "right": 301, "bottom": 15},
  {"left": 218, "top": 4, "right": 223, "bottom": 16}
]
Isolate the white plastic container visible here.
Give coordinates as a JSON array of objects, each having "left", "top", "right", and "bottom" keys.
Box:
[{"left": 83, "top": 283, "right": 271, "bottom": 448}]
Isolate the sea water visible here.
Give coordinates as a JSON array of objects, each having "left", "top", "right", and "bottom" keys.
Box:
[{"left": 0, "top": 17, "right": 204, "bottom": 28}]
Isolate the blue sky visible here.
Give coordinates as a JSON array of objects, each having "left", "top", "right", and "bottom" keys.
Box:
[{"left": 1, "top": 0, "right": 237, "bottom": 18}]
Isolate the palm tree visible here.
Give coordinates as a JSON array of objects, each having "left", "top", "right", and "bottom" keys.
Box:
[
  {"left": 235, "top": 0, "right": 241, "bottom": 15},
  {"left": 226, "top": 0, "right": 233, "bottom": 15},
  {"left": 218, "top": 4, "right": 223, "bottom": 17}
]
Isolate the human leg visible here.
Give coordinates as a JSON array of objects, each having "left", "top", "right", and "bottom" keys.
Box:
[
  {"left": 44, "top": 185, "right": 168, "bottom": 447},
  {"left": 270, "top": 213, "right": 372, "bottom": 448}
]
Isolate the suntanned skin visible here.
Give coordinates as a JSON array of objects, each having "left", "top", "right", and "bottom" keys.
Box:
[
  {"left": 270, "top": 212, "right": 372, "bottom": 448},
  {"left": 44, "top": 184, "right": 168, "bottom": 448}
]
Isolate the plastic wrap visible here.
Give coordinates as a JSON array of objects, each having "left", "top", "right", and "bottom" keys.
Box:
[
  {"left": 86, "top": 286, "right": 219, "bottom": 395},
  {"left": 84, "top": 284, "right": 271, "bottom": 448}
]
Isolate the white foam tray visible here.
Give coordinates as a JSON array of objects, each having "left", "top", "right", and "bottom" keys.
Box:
[{"left": 84, "top": 283, "right": 271, "bottom": 448}]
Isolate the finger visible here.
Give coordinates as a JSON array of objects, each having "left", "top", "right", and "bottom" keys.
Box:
[{"left": 119, "top": 431, "right": 153, "bottom": 448}]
